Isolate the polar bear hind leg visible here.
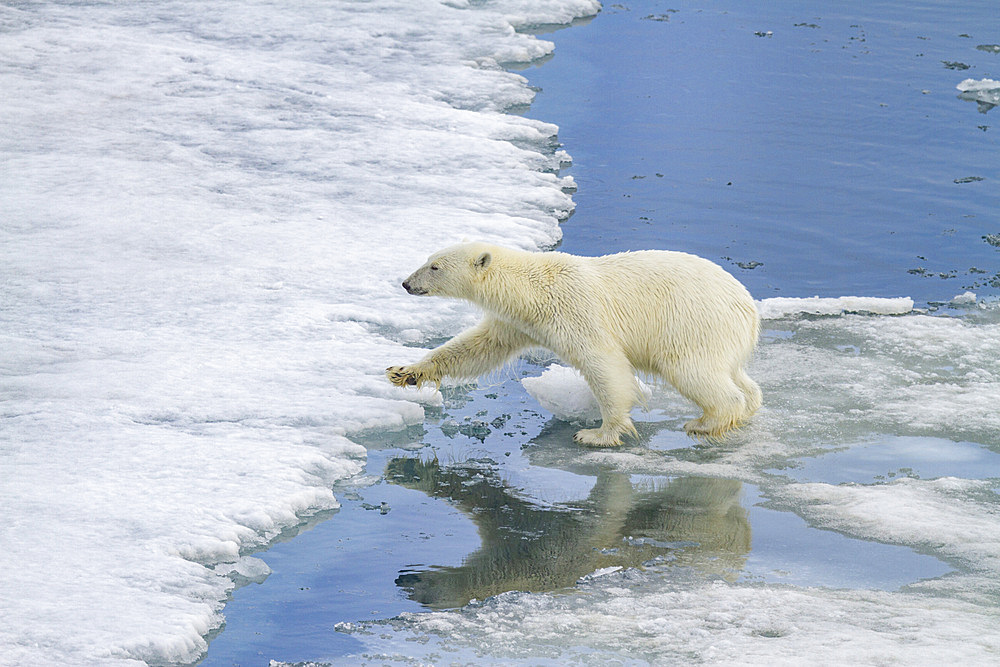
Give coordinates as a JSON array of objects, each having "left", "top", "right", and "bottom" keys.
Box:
[
  {"left": 669, "top": 364, "right": 749, "bottom": 438},
  {"left": 572, "top": 349, "right": 642, "bottom": 447}
]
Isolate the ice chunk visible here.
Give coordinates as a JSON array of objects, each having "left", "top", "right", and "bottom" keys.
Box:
[
  {"left": 757, "top": 296, "right": 914, "bottom": 319},
  {"left": 214, "top": 556, "right": 272, "bottom": 585},
  {"left": 780, "top": 477, "right": 1000, "bottom": 574},
  {"left": 568, "top": 309, "right": 1000, "bottom": 483},
  {"left": 957, "top": 78, "right": 1000, "bottom": 111},
  {"left": 957, "top": 77, "right": 1000, "bottom": 92},
  {"left": 578, "top": 565, "right": 624, "bottom": 583},
  {"left": 952, "top": 291, "right": 978, "bottom": 305},
  {"left": 522, "top": 365, "right": 654, "bottom": 423}
]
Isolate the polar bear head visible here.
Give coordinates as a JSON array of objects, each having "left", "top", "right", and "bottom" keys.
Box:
[{"left": 402, "top": 243, "right": 493, "bottom": 299}]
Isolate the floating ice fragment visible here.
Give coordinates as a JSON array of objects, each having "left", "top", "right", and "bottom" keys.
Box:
[
  {"left": 957, "top": 78, "right": 1000, "bottom": 112},
  {"left": 951, "top": 291, "right": 977, "bottom": 305},
  {"left": 399, "top": 328, "right": 425, "bottom": 343},
  {"left": 756, "top": 296, "right": 914, "bottom": 319},
  {"left": 577, "top": 566, "right": 623, "bottom": 583},
  {"left": 957, "top": 78, "right": 1000, "bottom": 92},
  {"left": 521, "top": 365, "right": 653, "bottom": 423},
  {"left": 214, "top": 556, "right": 271, "bottom": 585}
]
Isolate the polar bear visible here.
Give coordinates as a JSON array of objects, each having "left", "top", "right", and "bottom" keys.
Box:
[{"left": 386, "top": 242, "right": 761, "bottom": 446}]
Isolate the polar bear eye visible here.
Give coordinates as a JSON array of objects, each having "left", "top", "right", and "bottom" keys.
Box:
[{"left": 430, "top": 264, "right": 440, "bottom": 271}]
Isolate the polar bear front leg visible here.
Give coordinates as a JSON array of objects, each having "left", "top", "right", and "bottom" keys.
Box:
[
  {"left": 387, "top": 318, "right": 534, "bottom": 389},
  {"left": 386, "top": 362, "right": 439, "bottom": 389},
  {"left": 572, "top": 350, "right": 641, "bottom": 448}
]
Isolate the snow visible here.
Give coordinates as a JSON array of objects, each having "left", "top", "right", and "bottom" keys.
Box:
[{"left": 0, "top": 0, "right": 596, "bottom": 664}]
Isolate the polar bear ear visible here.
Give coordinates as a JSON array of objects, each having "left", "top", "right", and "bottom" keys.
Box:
[{"left": 474, "top": 251, "right": 492, "bottom": 270}]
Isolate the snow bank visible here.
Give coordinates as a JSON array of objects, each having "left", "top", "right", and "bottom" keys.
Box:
[{"left": 0, "top": 0, "right": 597, "bottom": 663}]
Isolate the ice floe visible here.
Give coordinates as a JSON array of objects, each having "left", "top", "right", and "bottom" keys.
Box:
[
  {"left": 757, "top": 296, "right": 914, "bottom": 319},
  {"left": 957, "top": 77, "right": 1000, "bottom": 112},
  {"left": 0, "top": 0, "right": 596, "bottom": 664}
]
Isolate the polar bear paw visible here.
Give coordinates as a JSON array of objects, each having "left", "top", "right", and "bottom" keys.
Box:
[
  {"left": 574, "top": 425, "right": 628, "bottom": 448},
  {"left": 684, "top": 415, "right": 739, "bottom": 439},
  {"left": 386, "top": 365, "right": 436, "bottom": 389}
]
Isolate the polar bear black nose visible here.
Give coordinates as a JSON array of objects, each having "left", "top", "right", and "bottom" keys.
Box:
[{"left": 402, "top": 280, "right": 411, "bottom": 292}]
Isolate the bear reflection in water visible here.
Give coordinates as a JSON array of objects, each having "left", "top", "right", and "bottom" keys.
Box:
[{"left": 386, "top": 455, "right": 750, "bottom": 609}]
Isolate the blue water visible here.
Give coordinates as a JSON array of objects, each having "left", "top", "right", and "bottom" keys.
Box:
[
  {"left": 201, "top": 471, "right": 483, "bottom": 664},
  {"left": 201, "top": 2, "right": 997, "bottom": 664},
  {"left": 773, "top": 435, "right": 1000, "bottom": 485},
  {"left": 528, "top": 0, "right": 999, "bottom": 304}
]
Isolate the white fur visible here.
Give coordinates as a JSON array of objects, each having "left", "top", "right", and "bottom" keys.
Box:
[{"left": 387, "top": 242, "right": 761, "bottom": 446}]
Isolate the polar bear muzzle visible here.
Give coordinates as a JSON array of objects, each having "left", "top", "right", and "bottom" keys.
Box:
[{"left": 401, "top": 278, "right": 427, "bottom": 295}]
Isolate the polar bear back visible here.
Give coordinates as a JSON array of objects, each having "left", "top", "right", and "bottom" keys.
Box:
[
  {"left": 458, "top": 245, "right": 759, "bottom": 374},
  {"left": 581, "top": 250, "right": 759, "bottom": 370}
]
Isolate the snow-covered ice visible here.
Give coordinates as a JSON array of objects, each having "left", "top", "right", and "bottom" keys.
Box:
[
  {"left": 340, "top": 573, "right": 1000, "bottom": 665},
  {"left": 0, "top": 0, "right": 596, "bottom": 664},
  {"left": 956, "top": 77, "right": 1000, "bottom": 92}
]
